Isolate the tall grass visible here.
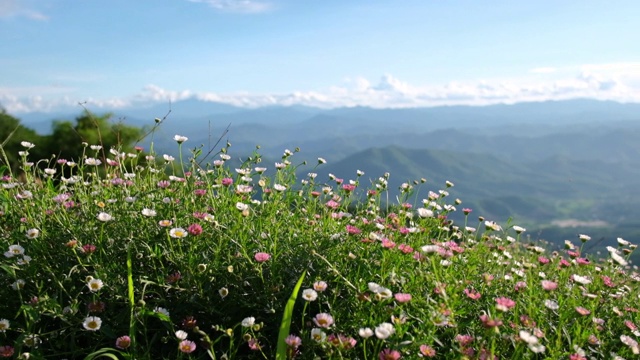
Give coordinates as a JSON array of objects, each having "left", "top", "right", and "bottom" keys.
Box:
[{"left": 0, "top": 131, "right": 638, "bottom": 359}]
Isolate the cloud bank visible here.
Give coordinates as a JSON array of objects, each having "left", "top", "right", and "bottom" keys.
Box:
[{"left": 2, "top": 63, "right": 640, "bottom": 114}]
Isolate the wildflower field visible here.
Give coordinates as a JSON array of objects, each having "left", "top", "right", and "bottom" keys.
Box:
[{"left": 1, "top": 127, "right": 639, "bottom": 359}]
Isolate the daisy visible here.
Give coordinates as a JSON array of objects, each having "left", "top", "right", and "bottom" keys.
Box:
[
  {"left": 87, "top": 278, "right": 104, "bottom": 292},
  {"left": 302, "top": 289, "right": 318, "bottom": 301},
  {"left": 169, "top": 228, "right": 188, "bottom": 238},
  {"left": 82, "top": 316, "right": 102, "bottom": 331},
  {"left": 313, "top": 313, "right": 334, "bottom": 328}
]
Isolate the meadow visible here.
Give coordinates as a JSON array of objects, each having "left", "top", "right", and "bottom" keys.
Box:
[{"left": 0, "top": 127, "right": 639, "bottom": 359}]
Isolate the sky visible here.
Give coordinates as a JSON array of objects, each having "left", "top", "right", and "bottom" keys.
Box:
[{"left": 1, "top": 0, "right": 640, "bottom": 114}]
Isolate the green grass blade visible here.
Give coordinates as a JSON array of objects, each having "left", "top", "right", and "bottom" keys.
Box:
[{"left": 276, "top": 270, "right": 305, "bottom": 360}]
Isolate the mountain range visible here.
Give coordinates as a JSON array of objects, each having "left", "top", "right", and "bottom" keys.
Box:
[{"left": 16, "top": 98, "right": 640, "bottom": 253}]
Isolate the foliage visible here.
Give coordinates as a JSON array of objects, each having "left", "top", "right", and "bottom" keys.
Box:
[
  {"left": 0, "top": 109, "right": 144, "bottom": 179},
  {"left": 0, "top": 125, "right": 639, "bottom": 359}
]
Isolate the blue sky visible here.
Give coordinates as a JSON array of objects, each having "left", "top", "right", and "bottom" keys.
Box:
[{"left": 1, "top": 0, "right": 640, "bottom": 113}]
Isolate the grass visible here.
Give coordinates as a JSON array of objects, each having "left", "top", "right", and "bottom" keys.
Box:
[{"left": 0, "top": 131, "right": 639, "bottom": 359}]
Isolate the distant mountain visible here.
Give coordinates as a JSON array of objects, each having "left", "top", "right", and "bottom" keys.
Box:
[{"left": 310, "top": 145, "right": 640, "bottom": 224}]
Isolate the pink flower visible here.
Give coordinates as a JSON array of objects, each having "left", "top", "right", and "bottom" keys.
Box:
[
  {"left": 576, "top": 257, "right": 590, "bottom": 265},
  {"left": 248, "top": 338, "right": 261, "bottom": 350},
  {"left": 398, "top": 244, "right": 413, "bottom": 254},
  {"left": 313, "top": 313, "right": 334, "bottom": 328},
  {"left": 285, "top": 335, "right": 302, "bottom": 348},
  {"left": 327, "top": 334, "right": 357, "bottom": 349},
  {"left": 601, "top": 275, "right": 615, "bottom": 288},
  {"left": 495, "top": 297, "right": 516, "bottom": 311},
  {"left": 313, "top": 281, "right": 328, "bottom": 292},
  {"left": 538, "top": 256, "right": 550, "bottom": 265},
  {"left": 462, "top": 208, "right": 472, "bottom": 215},
  {"left": 575, "top": 307, "right": 591, "bottom": 316},
  {"left": 541, "top": 280, "right": 558, "bottom": 291},
  {"left": 193, "top": 189, "right": 207, "bottom": 196},
  {"left": 179, "top": 340, "right": 196, "bottom": 353},
  {"left": 394, "top": 293, "right": 412, "bottom": 303},
  {"left": 221, "top": 178, "right": 233, "bottom": 186},
  {"left": 188, "top": 223, "right": 203, "bottom": 236},
  {"left": 115, "top": 335, "right": 131, "bottom": 349},
  {"left": 419, "top": 344, "right": 436, "bottom": 357},
  {"left": 254, "top": 252, "right": 271, "bottom": 262},
  {"left": 379, "top": 348, "right": 402, "bottom": 360},
  {"left": 464, "top": 288, "right": 481, "bottom": 300},
  {"left": 326, "top": 200, "right": 340, "bottom": 209},
  {"left": 569, "top": 354, "right": 587, "bottom": 360},
  {"left": 0, "top": 346, "right": 14, "bottom": 357},
  {"left": 479, "top": 314, "right": 503, "bottom": 328},
  {"left": 514, "top": 281, "right": 527, "bottom": 292},
  {"left": 342, "top": 184, "right": 356, "bottom": 192},
  {"left": 346, "top": 225, "right": 362, "bottom": 235}
]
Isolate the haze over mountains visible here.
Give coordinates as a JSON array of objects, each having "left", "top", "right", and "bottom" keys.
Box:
[{"left": 17, "top": 98, "right": 640, "bottom": 253}]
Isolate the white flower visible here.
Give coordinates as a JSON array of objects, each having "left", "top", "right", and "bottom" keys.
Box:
[
  {"left": 485, "top": 221, "right": 502, "bottom": 231},
  {"left": 174, "top": 135, "right": 188, "bottom": 143},
  {"left": 358, "top": 327, "right": 374, "bottom": 338},
  {"left": 44, "top": 168, "right": 56, "bottom": 175},
  {"left": 153, "top": 307, "right": 170, "bottom": 317},
  {"left": 0, "top": 319, "right": 9, "bottom": 332},
  {"left": 519, "top": 330, "right": 539, "bottom": 344},
  {"left": 21, "top": 141, "right": 35, "bottom": 148},
  {"left": 611, "top": 251, "right": 628, "bottom": 266},
  {"left": 90, "top": 145, "right": 102, "bottom": 151},
  {"left": 317, "top": 157, "right": 326, "bottom": 164},
  {"left": 141, "top": 208, "right": 156, "bottom": 217},
  {"left": 528, "top": 343, "right": 546, "bottom": 353},
  {"left": 417, "top": 208, "right": 434, "bottom": 218},
  {"left": 544, "top": 299, "right": 559, "bottom": 310},
  {"left": 273, "top": 184, "right": 287, "bottom": 191},
  {"left": 84, "top": 157, "right": 102, "bottom": 166},
  {"left": 175, "top": 330, "right": 188, "bottom": 340},
  {"left": 97, "top": 212, "right": 113, "bottom": 222},
  {"left": 5, "top": 244, "right": 25, "bottom": 258},
  {"left": 617, "top": 237, "right": 631, "bottom": 246},
  {"left": 310, "top": 328, "right": 326, "bottom": 342},
  {"left": 513, "top": 226, "right": 526, "bottom": 233},
  {"left": 241, "top": 317, "right": 255, "bottom": 328},
  {"left": 572, "top": 274, "right": 592, "bottom": 285},
  {"left": 301, "top": 289, "right": 318, "bottom": 301},
  {"left": 11, "top": 279, "right": 26, "bottom": 290},
  {"left": 235, "top": 202, "right": 249, "bottom": 211},
  {"left": 25, "top": 228, "right": 40, "bottom": 239},
  {"left": 579, "top": 234, "right": 591, "bottom": 242},
  {"left": 163, "top": 154, "right": 175, "bottom": 162},
  {"left": 87, "top": 278, "right": 104, "bottom": 292},
  {"left": 82, "top": 316, "right": 102, "bottom": 331},
  {"left": 169, "top": 228, "right": 188, "bottom": 238},
  {"left": 218, "top": 287, "right": 229, "bottom": 299},
  {"left": 374, "top": 322, "right": 395, "bottom": 339},
  {"left": 17, "top": 256, "right": 31, "bottom": 265}
]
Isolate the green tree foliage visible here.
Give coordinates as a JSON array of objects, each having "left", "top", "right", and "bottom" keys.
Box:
[
  {"left": 0, "top": 108, "right": 46, "bottom": 175},
  {"left": 46, "top": 110, "right": 144, "bottom": 163},
  {"left": 1, "top": 108, "right": 145, "bottom": 177}
]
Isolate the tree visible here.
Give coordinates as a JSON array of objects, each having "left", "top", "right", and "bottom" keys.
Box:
[
  {"left": 45, "top": 110, "right": 144, "bottom": 163},
  {"left": 0, "top": 108, "right": 46, "bottom": 175}
]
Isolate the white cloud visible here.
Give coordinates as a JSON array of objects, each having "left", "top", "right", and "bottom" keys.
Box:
[
  {"left": 529, "top": 67, "right": 557, "bottom": 74},
  {"left": 4, "top": 62, "right": 640, "bottom": 114},
  {"left": 0, "top": 0, "right": 48, "bottom": 20},
  {"left": 186, "top": 0, "right": 271, "bottom": 13}
]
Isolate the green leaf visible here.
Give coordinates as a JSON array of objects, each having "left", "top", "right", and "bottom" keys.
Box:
[
  {"left": 84, "top": 347, "right": 122, "bottom": 360},
  {"left": 276, "top": 270, "right": 305, "bottom": 360}
]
